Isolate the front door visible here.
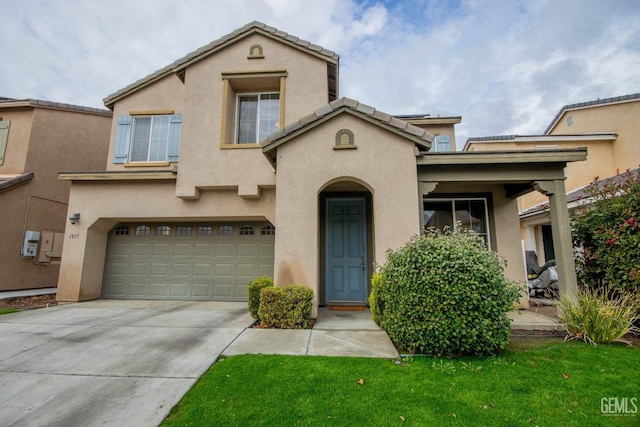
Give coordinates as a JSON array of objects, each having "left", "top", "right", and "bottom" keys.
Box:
[{"left": 325, "top": 197, "right": 367, "bottom": 303}]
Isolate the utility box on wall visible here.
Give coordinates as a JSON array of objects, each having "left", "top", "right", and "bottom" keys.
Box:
[
  {"left": 22, "top": 230, "right": 41, "bottom": 258},
  {"left": 36, "top": 231, "right": 64, "bottom": 264}
]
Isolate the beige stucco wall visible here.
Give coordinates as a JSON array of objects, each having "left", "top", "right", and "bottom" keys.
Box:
[
  {"left": 105, "top": 34, "right": 331, "bottom": 200},
  {"left": 550, "top": 100, "right": 640, "bottom": 173},
  {"left": 271, "top": 113, "right": 421, "bottom": 315},
  {"left": 0, "top": 106, "right": 111, "bottom": 291},
  {"left": 57, "top": 181, "right": 275, "bottom": 301}
]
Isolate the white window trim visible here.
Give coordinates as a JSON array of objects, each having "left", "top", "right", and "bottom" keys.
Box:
[
  {"left": 234, "top": 92, "right": 280, "bottom": 145},
  {"left": 130, "top": 115, "right": 170, "bottom": 162},
  {"left": 423, "top": 197, "right": 491, "bottom": 249}
]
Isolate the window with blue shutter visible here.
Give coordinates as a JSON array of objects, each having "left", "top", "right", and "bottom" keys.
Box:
[
  {"left": 113, "top": 116, "right": 132, "bottom": 163},
  {"left": 113, "top": 114, "right": 182, "bottom": 163},
  {"left": 0, "top": 120, "right": 11, "bottom": 166},
  {"left": 167, "top": 114, "right": 182, "bottom": 162}
]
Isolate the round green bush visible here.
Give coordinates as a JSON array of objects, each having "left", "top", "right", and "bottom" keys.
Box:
[{"left": 373, "top": 227, "right": 520, "bottom": 356}]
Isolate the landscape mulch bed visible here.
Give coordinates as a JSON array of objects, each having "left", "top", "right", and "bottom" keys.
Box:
[{"left": 0, "top": 294, "right": 58, "bottom": 310}]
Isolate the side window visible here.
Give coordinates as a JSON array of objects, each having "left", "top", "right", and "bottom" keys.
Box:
[
  {"left": 423, "top": 198, "right": 490, "bottom": 247},
  {"left": 113, "top": 114, "right": 182, "bottom": 163},
  {"left": 433, "top": 135, "right": 451, "bottom": 152}
]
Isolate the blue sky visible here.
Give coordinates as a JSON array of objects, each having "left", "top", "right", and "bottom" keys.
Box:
[{"left": 2, "top": 0, "right": 639, "bottom": 147}]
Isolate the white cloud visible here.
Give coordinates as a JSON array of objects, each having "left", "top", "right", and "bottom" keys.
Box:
[{"left": 2, "top": 0, "right": 639, "bottom": 148}]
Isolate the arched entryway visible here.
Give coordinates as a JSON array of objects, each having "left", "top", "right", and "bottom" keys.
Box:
[{"left": 319, "top": 178, "right": 374, "bottom": 306}]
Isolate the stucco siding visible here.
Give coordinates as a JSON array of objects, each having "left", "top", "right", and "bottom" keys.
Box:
[{"left": 272, "top": 114, "right": 420, "bottom": 312}]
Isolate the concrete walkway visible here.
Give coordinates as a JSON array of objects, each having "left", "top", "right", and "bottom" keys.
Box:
[
  {"left": 224, "top": 307, "right": 399, "bottom": 358},
  {"left": 509, "top": 310, "right": 564, "bottom": 331}
]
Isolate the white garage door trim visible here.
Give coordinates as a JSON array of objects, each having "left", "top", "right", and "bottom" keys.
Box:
[{"left": 103, "top": 222, "right": 275, "bottom": 301}]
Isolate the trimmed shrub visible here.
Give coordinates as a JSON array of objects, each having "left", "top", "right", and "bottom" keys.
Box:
[
  {"left": 558, "top": 286, "right": 639, "bottom": 345},
  {"left": 369, "top": 272, "right": 384, "bottom": 325},
  {"left": 376, "top": 227, "right": 521, "bottom": 356},
  {"left": 248, "top": 276, "right": 274, "bottom": 319},
  {"left": 258, "top": 285, "right": 313, "bottom": 329},
  {"left": 572, "top": 169, "right": 640, "bottom": 294}
]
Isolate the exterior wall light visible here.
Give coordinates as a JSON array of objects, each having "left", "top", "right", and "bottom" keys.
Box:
[{"left": 69, "top": 213, "right": 81, "bottom": 225}]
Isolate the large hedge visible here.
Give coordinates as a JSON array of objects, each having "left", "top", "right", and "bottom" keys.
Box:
[
  {"left": 372, "top": 227, "right": 521, "bottom": 356},
  {"left": 572, "top": 169, "right": 640, "bottom": 294}
]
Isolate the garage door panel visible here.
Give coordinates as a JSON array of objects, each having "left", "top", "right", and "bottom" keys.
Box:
[
  {"left": 172, "top": 263, "right": 191, "bottom": 276},
  {"left": 194, "top": 244, "right": 212, "bottom": 256},
  {"left": 260, "top": 244, "right": 274, "bottom": 257},
  {"left": 237, "top": 244, "right": 256, "bottom": 257},
  {"left": 152, "top": 244, "right": 172, "bottom": 256},
  {"left": 193, "top": 264, "right": 211, "bottom": 276},
  {"left": 170, "top": 283, "right": 189, "bottom": 297},
  {"left": 174, "top": 243, "right": 193, "bottom": 256},
  {"left": 192, "top": 283, "right": 211, "bottom": 297},
  {"left": 150, "top": 263, "right": 169, "bottom": 275},
  {"left": 131, "top": 243, "right": 152, "bottom": 256},
  {"left": 216, "top": 244, "right": 234, "bottom": 257},
  {"left": 149, "top": 283, "right": 169, "bottom": 296},
  {"left": 129, "top": 282, "right": 148, "bottom": 297},
  {"left": 104, "top": 222, "right": 274, "bottom": 301},
  {"left": 129, "top": 263, "right": 148, "bottom": 275},
  {"left": 236, "top": 264, "right": 256, "bottom": 277},
  {"left": 213, "top": 283, "right": 232, "bottom": 298},
  {"left": 215, "top": 264, "right": 233, "bottom": 277}
]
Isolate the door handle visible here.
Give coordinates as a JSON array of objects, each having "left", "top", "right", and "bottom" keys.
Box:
[{"left": 361, "top": 255, "right": 365, "bottom": 272}]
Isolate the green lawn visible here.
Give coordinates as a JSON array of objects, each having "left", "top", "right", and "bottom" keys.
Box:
[
  {"left": 0, "top": 308, "right": 19, "bottom": 315},
  {"left": 164, "top": 341, "right": 639, "bottom": 426}
]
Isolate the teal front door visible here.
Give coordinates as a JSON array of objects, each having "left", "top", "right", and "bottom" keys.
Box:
[{"left": 325, "top": 197, "right": 367, "bottom": 303}]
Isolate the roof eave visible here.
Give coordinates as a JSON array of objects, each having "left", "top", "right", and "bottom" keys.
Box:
[{"left": 418, "top": 147, "right": 588, "bottom": 166}]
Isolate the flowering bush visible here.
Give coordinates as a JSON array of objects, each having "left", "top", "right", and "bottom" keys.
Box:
[{"left": 572, "top": 169, "right": 640, "bottom": 294}]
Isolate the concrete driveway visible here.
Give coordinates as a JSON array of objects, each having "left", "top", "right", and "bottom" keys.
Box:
[{"left": 0, "top": 300, "right": 253, "bottom": 427}]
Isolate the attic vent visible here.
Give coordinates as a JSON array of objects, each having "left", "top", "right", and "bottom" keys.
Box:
[
  {"left": 248, "top": 44, "right": 264, "bottom": 59},
  {"left": 567, "top": 115, "right": 573, "bottom": 127},
  {"left": 334, "top": 129, "right": 356, "bottom": 149}
]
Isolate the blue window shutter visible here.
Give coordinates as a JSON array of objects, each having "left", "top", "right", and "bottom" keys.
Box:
[
  {"left": 167, "top": 114, "right": 182, "bottom": 162},
  {"left": 114, "top": 116, "right": 132, "bottom": 163},
  {"left": 0, "top": 120, "right": 10, "bottom": 166}
]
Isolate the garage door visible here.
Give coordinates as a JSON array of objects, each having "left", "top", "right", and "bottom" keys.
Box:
[{"left": 103, "top": 222, "right": 275, "bottom": 301}]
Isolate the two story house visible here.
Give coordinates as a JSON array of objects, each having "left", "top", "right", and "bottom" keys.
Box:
[
  {"left": 57, "top": 22, "right": 585, "bottom": 314},
  {"left": 465, "top": 93, "right": 640, "bottom": 265},
  {"left": 0, "top": 98, "right": 111, "bottom": 292}
]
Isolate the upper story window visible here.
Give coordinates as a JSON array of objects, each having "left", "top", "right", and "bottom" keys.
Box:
[
  {"left": 220, "top": 70, "right": 286, "bottom": 147},
  {"left": 432, "top": 135, "right": 452, "bottom": 152},
  {"left": 237, "top": 93, "right": 280, "bottom": 144},
  {"left": 113, "top": 113, "right": 182, "bottom": 164}
]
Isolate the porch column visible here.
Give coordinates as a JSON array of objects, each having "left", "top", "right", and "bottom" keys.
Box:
[
  {"left": 417, "top": 181, "right": 438, "bottom": 231},
  {"left": 533, "top": 179, "right": 578, "bottom": 301}
]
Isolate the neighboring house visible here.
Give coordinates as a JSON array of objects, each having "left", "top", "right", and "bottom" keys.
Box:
[
  {"left": 464, "top": 93, "right": 640, "bottom": 265},
  {"left": 57, "top": 22, "right": 585, "bottom": 314},
  {"left": 0, "top": 98, "right": 112, "bottom": 292}
]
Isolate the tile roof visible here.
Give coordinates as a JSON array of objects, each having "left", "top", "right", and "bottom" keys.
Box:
[
  {"left": 103, "top": 21, "right": 340, "bottom": 108},
  {"left": 0, "top": 98, "right": 111, "bottom": 116},
  {"left": 520, "top": 167, "right": 640, "bottom": 218},
  {"left": 544, "top": 92, "right": 640, "bottom": 134},
  {"left": 261, "top": 97, "right": 434, "bottom": 159}
]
